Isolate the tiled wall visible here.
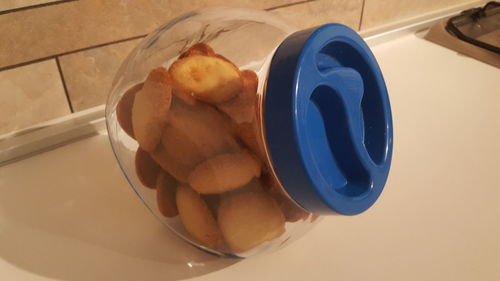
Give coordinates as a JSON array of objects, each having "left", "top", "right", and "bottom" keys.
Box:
[
  {"left": 0, "top": 0, "right": 477, "bottom": 135},
  {"left": 0, "top": 0, "right": 64, "bottom": 13},
  {"left": 361, "top": 0, "right": 478, "bottom": 29}
]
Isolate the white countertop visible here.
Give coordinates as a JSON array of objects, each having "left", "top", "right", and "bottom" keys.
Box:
[{"left": 1, "top": 31, "right": 499, "bottom": 281}]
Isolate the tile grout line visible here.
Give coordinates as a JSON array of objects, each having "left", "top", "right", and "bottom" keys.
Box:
[
  {"left": 358, "top": 0, "right": 367, "bottom": 30},
  {"left": 55, "top": 56, "right": 74, "bottom": 113},
  {"left": 0, "top": 57, "right": 53, "bottom": 73},
  {"left": 265, "top": 0, "right": 315, "bottom": 11},
  {"left": 0, "top": 0, "right": 78, "bottom": 16},
  {"left": 0, "top": 34, "right": 147, "bottom": 72}
]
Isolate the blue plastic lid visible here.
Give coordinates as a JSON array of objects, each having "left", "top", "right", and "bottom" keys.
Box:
[{"left": 264, "top": 24, "right": 393, "bottom": 215}]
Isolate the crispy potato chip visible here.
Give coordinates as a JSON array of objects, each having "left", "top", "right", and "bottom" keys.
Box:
[
  {"left": 135, "top": 147, "right": 161, "bottom": 189},
  {"left": 218, "top": 191, "right": 285, "bottom": 252},
  {"left": 132, "top": 67, "right": 172, "bottom": 151},
  {"left": 169, "top": 55, "right": 242, "bottom": 103},
  {"left": 188, "top": 150, "right": 261, "bottom": 194},
  {"left": 176, "top": 186, "right": 224, "bottom": 248}
]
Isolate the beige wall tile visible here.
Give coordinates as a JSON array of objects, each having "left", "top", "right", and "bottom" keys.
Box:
[
  {"left": 0, "top": 0, "right": 308, "bottom": 69},
  {"left": 0, "top": 0, "right": 60, "bottom": 12},
  {"left": 57, "top": 0, "right": 364, "bottom": 112},
  {"left": 271, "top": 0, "right": 363, "bottom": 30},
  {"left": 58, "top": 39, "right": 141, "bottom": 112},
  {"left": 361, "top": 0, "right": 478, "bottom": 30},
  {"left": 0, "top": 60, "right": 70, "bottom": 135}
]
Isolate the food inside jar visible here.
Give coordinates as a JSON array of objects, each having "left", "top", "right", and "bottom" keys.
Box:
[{"left": 116, "top": 42, "right": 313, "bottom": 253}]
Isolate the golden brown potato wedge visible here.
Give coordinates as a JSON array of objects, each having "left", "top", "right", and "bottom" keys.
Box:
[
  {"left": 179, "top": 42, "right": 215, "bottom": 58},
  {"left": 168, "top": 99, "right": 240, "bottom": 158},
  {"left": 132, "top": 67, "right": 173, "bottom": 152},
  {"left": 169, "top": 55, "right": 242, "bottom": 104},
  {"left": 117, "top": 83, "right": 143, "bottom": 139},
  {"left": 150, "top": 145, "right": 191, "bottom": 183},
  {"left": 217, "top": 70, "right": 258, "bottom": 124},
  {"left": 176, "top": 186, "right": 224, "bottom": 248},
  {"left": 188, "top": 150, "right": 261, "bottom": 194},
  {"left": 135, "top": 148, "right": 161, "bottom": 189},
  {"left": 218, "top": 191, "right": 285, "bottom": 252},
  {"left": 156, "top": 171, "right": 178, "bottom": 217}
]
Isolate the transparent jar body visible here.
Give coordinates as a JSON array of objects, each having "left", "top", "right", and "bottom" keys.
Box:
[{"left": 105, "top": 7, "right": 321, "bottom": 258}]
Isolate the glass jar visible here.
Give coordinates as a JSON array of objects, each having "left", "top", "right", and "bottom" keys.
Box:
[{"left": 105, "top": 7, "right": 393, "bottom": 258}]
